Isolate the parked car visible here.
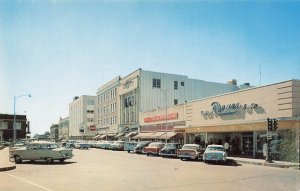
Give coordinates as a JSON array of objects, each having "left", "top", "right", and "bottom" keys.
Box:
[
  {"left": 203, "top": 145, "right": 227, "bottom": 164},
  {"left": 99, "top": 141, "right": 114, "bottom": 149},
  {"left": 74, "top": 141, "right": 90, "bottom": 149},
  {"left": 110, "top": 141, "right": 125, "bottom": 151},
  {"left": 9, "top": 141, "right": 73, "bottom": 164},
  {"left": 66, "top": 140, "right": 77, "bottom": 148},
  {"left": 143, "top": 142, "right": 165, "bottom": 156},
  {"left": 124, "top": 142, "right": 138, "bottom": 153},
  {"left": 177, "top": 144, "right": 204, "bottom": 161},
  {"left": 134, "top": 141, "right": 151, "bottom": 154},
  {"left": 159, "top": 143, "right": 182, "bottom": 158},
  {"left": 94, "top": 141, "right": 103, "bottom": 149}
]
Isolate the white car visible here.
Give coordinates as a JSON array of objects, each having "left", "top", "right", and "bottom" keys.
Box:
[
  {"left": 10, "top": 141, "right": 74, "bottom": 164},
  {"left": 203, "top": 145, "right": 227, "bottom": 164}
]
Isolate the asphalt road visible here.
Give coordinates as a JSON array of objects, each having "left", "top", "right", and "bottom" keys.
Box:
[{"left": 1, "top": 148, "right": 300, "bottom": 191}]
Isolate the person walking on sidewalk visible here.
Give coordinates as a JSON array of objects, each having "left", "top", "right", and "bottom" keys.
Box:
[
  {"left": 263, "top": 142, "right": 268, "bottom": 159},
  {"left": 224, "top": 141, "right": 229, "bottom": 154}
]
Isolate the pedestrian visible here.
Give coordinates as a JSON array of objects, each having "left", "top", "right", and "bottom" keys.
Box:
[
  {"left": 224, "top": 141, "right": 229, "bottom": 153},
  {"left": 263, "top": 142, "right": 267, "bottom": 159}
]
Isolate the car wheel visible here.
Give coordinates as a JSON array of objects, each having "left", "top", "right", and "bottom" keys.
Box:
[
  {"left": 14, "top": 155, "right": 22, "bottom": 164},
  {"left": 59, "top": 158, "right": 65, "bottom": 163},
  {"left": 147, "top": 153, "right": 149, "bottom": 156},
  {"left": 46, "top": 157, "right": 54, "bottom": 164},
  {"left": 180, "top": 158, "right": 184, "bottom": 161},
  {"left": 127, "top": 150, "right": 130, "bottom": 153}
]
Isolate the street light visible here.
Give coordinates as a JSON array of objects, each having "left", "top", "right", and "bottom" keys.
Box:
[
  {"left": 159, "top": 89, "right": 168, "bottom": 143},
  {"left": 13, "top": 94, "right": 31, "bottom": 142}
]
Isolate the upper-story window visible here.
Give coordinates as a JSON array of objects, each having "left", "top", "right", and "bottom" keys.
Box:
[
  {"left": 174, "top": 81, "right": 178, "bottom": 90},
  {"left": 152, "top": 78, "right": 161, "bottom": 88},
  {"left": 181, "top": 81, "right": 184, "bottom": 86},
  {"left": 87, "top": 100, "right": 95, "bottom": 105},
  {"left": 174, "top": 99, "right": 178, "bottom": 105}
]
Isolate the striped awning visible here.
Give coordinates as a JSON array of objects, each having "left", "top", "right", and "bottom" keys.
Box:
[
  {"left": 124, "top": 131, "right": 138, "bottom": 138},
  {"left": 132, "top": 132, "right": 154, "bottom": 139}
]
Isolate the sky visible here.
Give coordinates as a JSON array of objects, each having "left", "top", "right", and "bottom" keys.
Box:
[{"left": 0, "top": 0, "right": 299, "bottom": 135}]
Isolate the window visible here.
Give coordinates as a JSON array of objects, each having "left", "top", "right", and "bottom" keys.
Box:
[
  {"left": 181, "top": 81, "right": 184, "bottom": 86},
  {"left": 87, "top": 110, "right": 94, "bottom": 114},
  {"left": 152, "top": 78, "right": 161, "bottom": 88},
  {"left": 174, "top": 99, "right": 178, "bottom": 105},
  {"left": 174, "top": 81, "right": 178, "bottom": 90},
  {"left": 0, "top": 122, "right": 8, "bottom": 130},
  {"left": 124, "top": 98, "right": 128, "bottom": 107},
  {"left": 87, "top": 100, "right": 95, "bottom": 105},
  {"left": 130, "top": 96, "right": 134, "bottom": 106}
]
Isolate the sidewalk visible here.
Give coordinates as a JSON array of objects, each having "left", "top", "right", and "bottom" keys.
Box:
[
  {"left": 228, "top": 156, "right": 300, "bottom": 169},
  {"left": 0, "top": 147, "right": 16, "bottom": 172}
]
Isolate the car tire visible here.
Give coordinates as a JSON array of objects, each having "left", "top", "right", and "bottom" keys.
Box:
[
  {"left": 127, "top": 150, "right": 130, "bottom": 153},
  {"left": 46, "top": 157, "right": 54, "bottom": 164},
  {"left": 14, "top": 155, "right": 22, "bottom": 164},
  {"left": 147, "top": 153, "right": 149, "bottom": 156},
  {"left": 59, "top": 158, "right": 65, "bottom": 163}
]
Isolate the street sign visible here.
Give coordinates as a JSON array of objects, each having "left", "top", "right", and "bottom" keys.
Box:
[{"left": 267, "top": 136, "right": 272, "bottom": 140}]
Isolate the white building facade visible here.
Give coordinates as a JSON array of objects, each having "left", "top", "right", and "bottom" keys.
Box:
[
  {"left": 118, "top": 69, "right": 245, "bottom": 138},
  {"left": 95, "top": 77, "right": 120, "bottom": 140},
  {"left": 69, "top": 95, "right": 96, "bottom": 139}
]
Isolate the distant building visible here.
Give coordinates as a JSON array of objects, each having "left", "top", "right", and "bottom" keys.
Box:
[
  {"left": 58, "top": 117, "right": 69, "bottom": 140},
  {"left": 0, "top": 114, "right": 29, "bottom": 142},
  {"left": 49, "top": 124, "right": 59, "bottom": 142},
  {"left": 69, "top": 95, "right": 96, "bottom": 139}
]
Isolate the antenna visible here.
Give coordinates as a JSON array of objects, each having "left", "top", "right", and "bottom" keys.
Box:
[{"left": 260, "top": 63, "right": 262, "bottom": 86}]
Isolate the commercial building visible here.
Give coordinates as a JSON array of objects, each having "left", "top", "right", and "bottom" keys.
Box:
[
  {"left": 0, "top": 114, "right": 29, "bottom": 142},
  {"left": 95, "top": 77, "right": 120, "bottom": 140},
  {"left": 69, "top": 95, "right": 96, "bottom": 139},
  {"left": 118, "top": 69, "right": 247, "bottom": 141},
  {"left": 58, "top": 117, "right": 69, "bottom": 140},
  {"left": 174, "top": 79, "right": 300, "bottom": 159}
]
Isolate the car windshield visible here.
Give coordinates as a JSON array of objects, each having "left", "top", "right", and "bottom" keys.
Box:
[
  {"left": 207, "top": 146, "right": 224, "bottom": 151},
  {"left": 165, "top": 144, "right": 179, "bottom": 148},
  {"left": 182, "top": 145, "right": 198, "bottom": 150}
]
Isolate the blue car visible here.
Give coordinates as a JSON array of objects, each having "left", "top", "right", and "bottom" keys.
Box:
[{"left": 124, "top": 142, "right": 138, "bottom": 153}]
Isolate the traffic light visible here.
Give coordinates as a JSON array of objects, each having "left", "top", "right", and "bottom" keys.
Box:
[
  {"left": 273, "top": 118, "right": 278, "bottom": 131},
  {"left": 267, "top": 118, "right": 273, "bottom": 131}
]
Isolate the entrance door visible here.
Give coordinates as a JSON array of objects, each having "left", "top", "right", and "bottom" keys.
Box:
[{"left": 242, "top": 133, "right": 253, "bottom": 157}]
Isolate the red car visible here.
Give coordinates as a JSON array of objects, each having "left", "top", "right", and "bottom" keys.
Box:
[{"left": 143, "top": 142, "right": 165, "bottom": 156}]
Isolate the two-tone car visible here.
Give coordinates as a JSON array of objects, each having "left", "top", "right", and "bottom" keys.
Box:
[
  {"left": 143, "top": 142, "right": 165, "bottom": 156},
  {"left": 134, "top": 141, "right": 151, "bottom": 154},
  {"left": 159, "top": 143, "right": 182, "bottom": 158},
  {"left": 9, "top": 141, "right": 73, "bottom": 164},
  {"left": 177, "top": 144, "right": 203, "bottom": 161},
  {"left": 203, "top": 145, "right": 227, "bottom": 164}
]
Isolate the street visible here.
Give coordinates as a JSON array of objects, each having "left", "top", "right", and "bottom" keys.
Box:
[{"left": 1, "top": 148, "right": 300, "bottom": 191}]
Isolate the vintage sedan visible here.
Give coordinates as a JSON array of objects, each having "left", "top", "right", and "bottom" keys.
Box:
[
  {"left": 177, "top": 144, "right": 204, "bottom": 161},
  {"left": 159, "top": 143, "right": 182, "bottom": 158},
  {"left": 134, "top": 141, "right": 151, "bottom": 154},
  {"left": 9, "top": 141, "right": 73, "bottom": 164},
  {"left": 110, "top": 141, "right": 125, "bottom": 151},
  {"left": 143, "top": 142, "right": 165, "bottom": 156},
  {"left": 203, "top": 145, "right": 227, "bottom": 164},
  {"left": 124, "top": 141, "right": 138, "bottom": 153}
]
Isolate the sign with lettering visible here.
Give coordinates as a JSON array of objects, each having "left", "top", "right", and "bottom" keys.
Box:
[
  {"left": 201, "top": 102, "right": 261, "bottom": 117},
  {"left": 144, "top": 113, "right": 178, "bottom": 123}
]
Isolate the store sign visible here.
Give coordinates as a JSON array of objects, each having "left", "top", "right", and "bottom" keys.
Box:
[
  {"left": 144, "top": 113, "right": 178, "bottom": 123},
  {"left": 201, "top": 102, "right": 261, "bottom": 116},
  {"left": 90, "top": 125, "right": 96, "bottom": 131},
  {"left": 123, "top": 78, "right": 134, "bottom": 89}
]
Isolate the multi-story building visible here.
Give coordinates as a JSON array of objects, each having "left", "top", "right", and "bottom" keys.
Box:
[
  {"left": 0, "top": 114, "right": 29, "bottom": 142},
  {"left": 69, "top": 95, "right": 96, "bottom": 139},
  {"left": 49, "top": 124, "right": 59, "bottom": 141},
  {"left": 95, "top": 77, "right": 120, "bottom": 140},
  {"left": 118, "top": 69, "right": 246, "bottom": 138},
  {"left": 58, "top": 117, "right": 69, "bottom": 140}
]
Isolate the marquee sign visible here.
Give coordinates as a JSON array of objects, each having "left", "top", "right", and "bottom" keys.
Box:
[
  {"left": 144, "top": 113, "right": 178, "bottom": 123},
  {"left": 201, "top": 102, "right": 261, "bottom": 116}
]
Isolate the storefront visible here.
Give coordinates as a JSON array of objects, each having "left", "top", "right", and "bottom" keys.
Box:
[
  {"left": 135, "top": 104, "right": 185, "bottom": 144},
  {"left": 175, "top": 80, "right": 300, "bottom": 160}
]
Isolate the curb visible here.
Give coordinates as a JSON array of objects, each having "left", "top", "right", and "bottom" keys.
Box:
[
  {"left": 0, "top": 164, "right": 16, "bottom": 172},
  {"left": 233, "top": 159, "right": 299, "bottom": 169}
]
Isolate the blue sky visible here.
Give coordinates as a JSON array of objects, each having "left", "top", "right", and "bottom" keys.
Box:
[{"left": 1, "top": 1, "right": 299, "bottom": 135}]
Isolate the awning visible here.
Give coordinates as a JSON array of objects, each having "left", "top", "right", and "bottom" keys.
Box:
[
  {"left": 99, "top": 135, "right": 107, "bottom": 139},
  {"left": 165, "top": 132, "right": 178, "bottom": 139},
  {"left": 114, "top": 133, "right": 125, "bottom": 138},
  {"left": 107, "top": 133, "right": 117, "bottom": 137},
  {"left": 92, "top": 135, "right": 101, "bottom": 139},
  {"left": 132, "top": 132, "right": 154, "bottom": 139},
  {"left": 148, "top": 132, "right": 166, "bottom": 139},
  {"left": 124, "top": 131, "right": 138, "bottom": 138}
]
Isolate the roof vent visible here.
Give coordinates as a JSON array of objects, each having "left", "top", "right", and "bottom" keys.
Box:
[{"left": 227, "top": 79, "right": 237, "bottom": 85}]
